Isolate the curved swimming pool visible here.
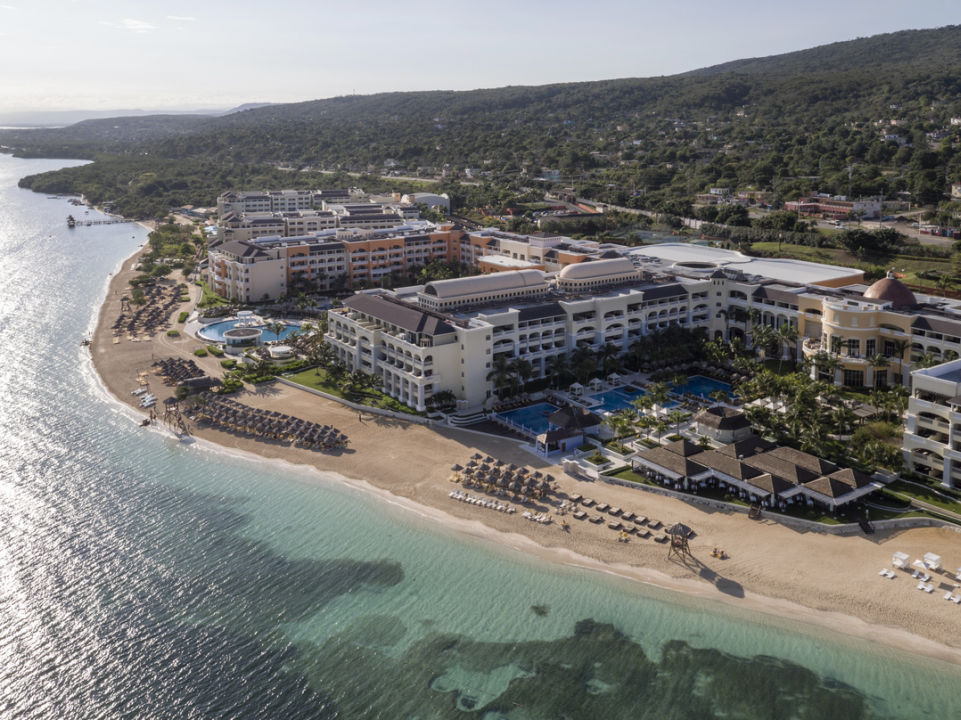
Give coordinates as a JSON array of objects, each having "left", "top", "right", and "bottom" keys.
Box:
[{"left": 198, "top": 319, "right": 299, "bottom": 343}]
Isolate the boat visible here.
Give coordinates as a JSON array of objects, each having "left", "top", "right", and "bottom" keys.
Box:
[
  {"left": 131, "top": 388, "right": 147, "bottom": 396},
  {"left": 66, "top": 215, "right": 76, "bottom": 228}
]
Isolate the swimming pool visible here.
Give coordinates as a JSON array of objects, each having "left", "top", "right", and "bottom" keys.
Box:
[
  {"left": 198, "top": 319, "right": 300, "bottom": 343},
  {"left": 671, "top": 375, "right": 733, "bottom": 400},
  {"left": 588, "top": 386, "right": 646, "bottom": 413},
  {"left": 496, "top": 402, "right": 559, "bottom": 436}
]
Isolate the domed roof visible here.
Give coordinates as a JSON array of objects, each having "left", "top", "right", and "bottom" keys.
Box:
[
  {"left": 558, "top": 257, "right": 636, "bottom": 280},
  {"left": 863, "top": 273, "right": 916, "bottom": 307}
]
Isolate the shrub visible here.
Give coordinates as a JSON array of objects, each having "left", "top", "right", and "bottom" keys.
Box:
[
  {"left": 177, "top": 311, "right": 189, "bottom": 323},
  {"left": 166, "top": 329, "right": 179, "bottom": 337},
  {"left": 220, "top": 359, "right": 237, "bottom": 369},
  {"left": 193, "top": 348, "right": 208, "bottom": 357},
  {"left": 206, "top": 345, "right": 225, "bottom": 357}
]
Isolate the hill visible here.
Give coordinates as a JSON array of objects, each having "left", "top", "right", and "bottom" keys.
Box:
[{"left": 6, "top": 25, "right": 961, "bottom": 218}]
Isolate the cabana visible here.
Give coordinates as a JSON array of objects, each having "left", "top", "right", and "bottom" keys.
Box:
[
  {"left": 923, "top": 552, "right": 942, "bottom": 571},
  {"left": 891, "top": 551, "right": 910, "bottom": 569}
]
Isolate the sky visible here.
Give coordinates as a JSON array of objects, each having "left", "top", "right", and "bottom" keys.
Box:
[{"left": 1, "top": 0, "right": 960, "bottom": 116}]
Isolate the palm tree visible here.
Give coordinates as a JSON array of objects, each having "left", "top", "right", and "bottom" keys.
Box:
[
  {"left": 868, "top": 353, "right": 889, "bottom": 388},
  {"left": 647, "top": 381, "right": 670, "bottom": 415},
  {"left": 266, "top": 320, "right": 286, "bottom": 342},
  {"left": 599, "top": 342, "right": 623, "bottom": 376},
  {"left": 631, "top": 393, "right": 654, "bottom": 418},
  {"left": 509, "top": 357, "right": 533, "bottom": 393},
  {"left": 667, "top": 409, "right": 687, "bottom": 436},
  {"left": 486, "top": 355, "right": 514, "bottom": 398},
  {"left": 544, "top": 354, "right": 573, "bottom": 388},
  {"left": 776, "top": 323, "right": 798, "bottom": 373},
  {"left": 654, "top": 420, "right": 669, "bottom": 443},
  {"left": 709, "top": 389, "right": 728, "bottom": 406}
]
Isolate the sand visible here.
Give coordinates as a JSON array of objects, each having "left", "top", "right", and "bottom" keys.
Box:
[{"left": 89, "top": 247, "right": 961, "bottom": 666}]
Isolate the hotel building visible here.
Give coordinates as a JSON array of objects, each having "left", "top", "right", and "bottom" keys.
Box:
[{"left": 325, "top": 237, "right": 961, "bottom": 424}]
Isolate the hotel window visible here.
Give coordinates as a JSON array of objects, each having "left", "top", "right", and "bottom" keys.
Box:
[{"left": 866, "top": 340, "right": 876, "bottom": 357}]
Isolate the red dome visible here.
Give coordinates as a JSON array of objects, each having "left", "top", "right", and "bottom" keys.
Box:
[{"left": 863, "top": 275, "right": 916, "bottom": 307}]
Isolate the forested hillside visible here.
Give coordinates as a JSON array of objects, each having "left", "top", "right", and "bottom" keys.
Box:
[{"left": 5, "top": 25, "right": 961, "bottom": 218}]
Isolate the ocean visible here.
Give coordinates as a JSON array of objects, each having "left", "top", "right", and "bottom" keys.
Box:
[{"left": 0, "top": 154, "right": 957, "bottom": 719}]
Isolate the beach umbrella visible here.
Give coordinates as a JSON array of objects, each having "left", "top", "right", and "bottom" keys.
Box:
[
  {"left": 471, "top": 453, "right": 483, "bottom": 460},
  {"left": 451, "top": 464, "right": 463, "bottom": 472}
]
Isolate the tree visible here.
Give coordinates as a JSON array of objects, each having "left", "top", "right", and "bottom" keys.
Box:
[
  {"left": 647, "top": 381, "right": 670, "bottom": 415},
  {"left": 776, "top": 323, "right": 798, "bottom": 373},
  {"left": 667, "top": 409, "right": 687, "bottom": 435}
]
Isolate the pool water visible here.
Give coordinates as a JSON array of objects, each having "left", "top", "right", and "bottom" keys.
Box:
[
  {"left": 496, "top": 402, "right": 559, "bottom": 435},
  {"left": 588, "top": 386, "right": 645, "bottom": 413},
  {"left": 198, "top": 319, "right": 299, "bottom": 343},
  {"left": 588, "top": 385, "right": 680, "bottom": 413},
  {"left": 671, "top": 374, "right": 733, "bottom": 400}
]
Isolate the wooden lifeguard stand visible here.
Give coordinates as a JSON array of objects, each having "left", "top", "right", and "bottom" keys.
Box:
[{"left": 667, "top": 522, "right": 694, "bottom": 559}]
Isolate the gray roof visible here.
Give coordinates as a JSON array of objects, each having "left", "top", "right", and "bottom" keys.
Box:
[
  {"left": 766, "top": 446, "right": 838, "bottom": 475},
  {"left": 642, "top": 283, "right": 687, "bottom": 300},
  {"left": 716, "top": 436, "right": 776, "bottom": 459},
  {"left": 694, "top": 406, "right": 750, "bottom": 431},
  {"left": 635, "top": 447, "right": 707, "bottom": 478},
  {"left": 912, "top": 316, "right": 961, "bottom": 338},
  {"left": 218, "top": 240, "right": 268, "bottom": 259},
  {"left": 547, "top": 406, "right": 602, "bottom": 430},
  {"left": 343, "top": 294, "right": 455, "bottom": 336},
  {"left": 752, "top": 285, "right": 803, "bottom": 304},
  {"left": 517, "top": 303, "right": 565, "bottom": 321},
  {"left": 690, "top": 450, "right": 764, "bottom": 481}
]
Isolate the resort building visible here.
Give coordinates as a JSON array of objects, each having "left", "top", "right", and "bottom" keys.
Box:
[
  {"left": 783, "top": 195, "right": 883, "bottom": 220},
  {"left": 326, "top": 235, "right": 961, "bottom": 412},
  {"left": 903, "top": 358, "right": 961, "bottom": 488},
  {"left": 216, "top": 189, "right": 352, "bottom": 216},
  {"left": 207, "top": 223, "right": 465, "bottom": 302},
  {"left": 632, "top": 437, "right": 880, "bottom": 511},
  {"left": 326, "top": 259, "right": 709, "bottom": 411}
]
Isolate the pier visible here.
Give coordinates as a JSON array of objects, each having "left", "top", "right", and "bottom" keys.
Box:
[{"left": 67, "top": 215, "right": 133, "bottom": 227}]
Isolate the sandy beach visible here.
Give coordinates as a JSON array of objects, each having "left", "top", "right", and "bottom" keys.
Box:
[{"left": 89, "top": 246, "right": 961, "bottom": 665}]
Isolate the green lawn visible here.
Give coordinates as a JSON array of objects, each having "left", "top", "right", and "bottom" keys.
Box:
[
  {"left": 197, "top": 279, "right": 230, "bottom": 308},
  {"left": 885, "top": 480, "right": 961, "bottom": 515},
  {"left": 750, "top": 242, "right": 954, "bottom": 288},
  {"left": 285, "top": 367, "right": 422, "bottom": 415}
]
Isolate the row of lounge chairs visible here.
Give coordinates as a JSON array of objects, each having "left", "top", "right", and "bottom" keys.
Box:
[{"left": 191, "top": 393, "right": 347, "bottom": 451}]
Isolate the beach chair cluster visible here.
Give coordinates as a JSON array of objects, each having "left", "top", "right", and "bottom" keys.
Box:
[
  {"left": 449, "top": 455, "right": 555, "bottom": 502},
  {"left": 883, "top": 550, "right": 961, "bottom": 603},
  {"left": 191, "top": 393, "right": 347, "bottom": 450},
  {"left": 153, "top": 357, "right": 204, "bottom": 384},
  {"left": 113, "top": 282, "right": 186, "bottom": 340},
  {"left": 448, "top": 490, "right": 515, "bottom": 514}
]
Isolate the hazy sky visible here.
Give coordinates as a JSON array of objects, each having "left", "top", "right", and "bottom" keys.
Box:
[{"left": 1, "top": 0, "right": 960, "bottom": 113}]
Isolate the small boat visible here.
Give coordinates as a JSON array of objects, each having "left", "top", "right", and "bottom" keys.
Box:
[
  {"left": 141, "top": 400, "right": 156, "bottom": 408},
  {"left": 66, "top": 215, "right": 76, "bottom": 228},
  {"left": 131, "top": 388, "right": 147, "bottom": 396}
]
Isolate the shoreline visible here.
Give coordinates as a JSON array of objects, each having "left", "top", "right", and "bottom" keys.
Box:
[{"left": 87, "top": 242, "right": 961, "bottom": 669}]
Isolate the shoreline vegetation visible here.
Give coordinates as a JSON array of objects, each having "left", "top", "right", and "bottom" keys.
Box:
[{"left": 89, "top": 241, "right": 961, "bottom": 669}]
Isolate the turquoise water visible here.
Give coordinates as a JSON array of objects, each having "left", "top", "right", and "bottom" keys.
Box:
[
  {"left": 672, "top": 374, "right": 733, "bottom": 400},
  {"left": 589, "top": 385, "right": 679, "bottom": 412},
  {"left": 198, "top": 318, "right": 299, "bottom": 343},
  {"left": 496, "top": 402, "right": 559, "bottom": 435},
  {"left": 588, "top": 385, "right": 645, "bottom": 412},
  {"left": 0, "top": 154, "right": 959, "bottom": 718}
]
